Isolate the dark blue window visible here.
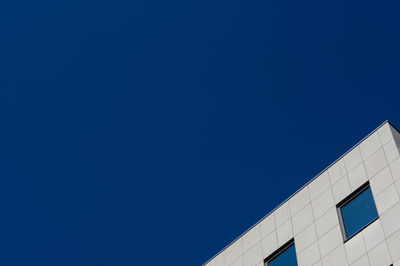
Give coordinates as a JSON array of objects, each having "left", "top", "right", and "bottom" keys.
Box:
[
  {"left": 339, "top": 185, "right": 378, "bottom": 240},
  {"left": 266, "top": 242, "right": 297, "bottom": 266}
]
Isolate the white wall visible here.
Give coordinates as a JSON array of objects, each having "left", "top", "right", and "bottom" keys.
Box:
[{"left": 205, "top": 121, "right": 400, "bottom": 266}]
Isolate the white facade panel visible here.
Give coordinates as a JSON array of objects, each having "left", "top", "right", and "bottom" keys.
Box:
[{"left": 205, "top": 121, "right": 400, "bottom": 266}]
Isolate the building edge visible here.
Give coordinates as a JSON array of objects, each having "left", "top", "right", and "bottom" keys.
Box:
[{"left": 203, "top": 119, "right": 400, "bottom": 266}]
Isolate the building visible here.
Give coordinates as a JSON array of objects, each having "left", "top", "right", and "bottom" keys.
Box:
[{"left": 204, "top": 121, "right": 400, "bottom": 266}]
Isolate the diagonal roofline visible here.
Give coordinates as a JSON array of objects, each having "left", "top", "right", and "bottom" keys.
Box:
[{"left": 203, "top": 120, "right": 400, "bottom": 265}]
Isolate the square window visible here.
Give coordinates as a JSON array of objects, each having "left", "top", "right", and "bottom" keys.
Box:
[
  {"left": 265, "top": 239, "right": 297, "bottom": 266},
  {"left": 337, "top": 182, "right": 378, "bottom": 241}
]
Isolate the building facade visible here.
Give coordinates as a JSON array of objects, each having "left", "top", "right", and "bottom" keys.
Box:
[{"left": 204, "top": 121, "right": 400, "bottom": 266}]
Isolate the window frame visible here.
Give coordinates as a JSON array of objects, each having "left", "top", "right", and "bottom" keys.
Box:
[
  {"left": 336, "top": 181, "right": 379, "bottom": 242},
  {"left": 264, "top": 238, "right": 297, "bottom": 266}
]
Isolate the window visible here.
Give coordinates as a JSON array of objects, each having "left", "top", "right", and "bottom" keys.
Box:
[
  {"left": 265, "top": 239, "right": 297, "bottom": 266},
  {"left": 337, "top": 182, "right": 378, "bottom": 241}
]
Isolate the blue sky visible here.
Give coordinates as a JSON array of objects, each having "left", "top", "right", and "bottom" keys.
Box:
[{"left": 1, "top": 0, "right": 400, "bottom": 265}]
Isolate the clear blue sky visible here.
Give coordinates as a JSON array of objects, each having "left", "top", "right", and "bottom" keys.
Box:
[{"left": 1, "top": 0, "right": 400, "bottom": 265}]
